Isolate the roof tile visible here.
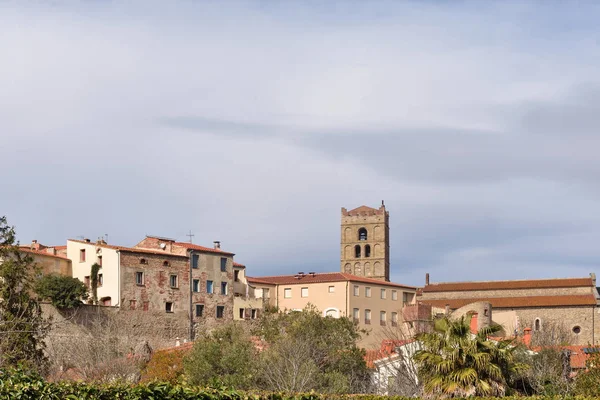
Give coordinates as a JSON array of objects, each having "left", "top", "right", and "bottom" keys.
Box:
[
  {"left": 423, "top": 277, "right": 594, "bottom": 293},
  {"left": 247, "top": 272, "right": 415, "bottom": 289},
  {"left": 421, "top": 294, "right": 598, "bottom": 309}
]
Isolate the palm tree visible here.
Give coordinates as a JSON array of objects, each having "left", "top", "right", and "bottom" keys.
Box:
[{"left": 414, "top": 316, "right": 528, "bottom": 398}]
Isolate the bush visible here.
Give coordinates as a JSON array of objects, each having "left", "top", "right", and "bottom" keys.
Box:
[
  {"left": 141, "top": 348, "right": 186, "bottom": 384},
  {"left": 35, "top": 273, "right": 88, "bottom": 309}
]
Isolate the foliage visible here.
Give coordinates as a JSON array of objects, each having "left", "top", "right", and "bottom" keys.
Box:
[
  {"left": 0, "top": 216, "right": 49, "bottom": 373},
  {"left": 35, "top": 273, "right": 88, "bottom": 309},
  {"left": 574, "top": 350, "right": 600, "bottom": 396},
  {"left": 0, "top": 367, "right": 596, "bottom": 399},
  {"left": 517, "top": 348, "right": 572, "bottom": 396},
  {"left": 183, "top": 323, "right": 256, "bottom": 389},
  {"left": 414, "top": 316, "right": 529, "bottom": 398},
  {"left": 90, "top": 262, "right": 101, "bottom": 304},
  {"left": 254, "top": 305, "right": 371, "bottom": 394},
  {"left": 141, "top": 348, "right": 185, "bottom": 384}
]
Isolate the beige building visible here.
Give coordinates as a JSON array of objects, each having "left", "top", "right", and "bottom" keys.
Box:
[
  {"left": 341, "top": 204, "right": 390, "bottom": 281},
  {"left": 418, "top": 274, "right": 600, "bottom": 345},
  {"left": 19, "top": 240, "right": 71, "bottom": 276},
  {"left": 248, "top": 272, "right": 416, "bottom": 348}
]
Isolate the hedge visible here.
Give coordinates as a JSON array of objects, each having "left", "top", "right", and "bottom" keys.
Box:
[{"left": 1, "top": 370, "right": 598, "bottom": 400}]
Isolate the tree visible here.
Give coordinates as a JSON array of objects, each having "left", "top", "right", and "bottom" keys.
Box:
[
  {"left": 574, "top": 349, "right": 600, "bottom": 396},
  {"left": 35, "top": 274, "right": 88, "bottom": 309},
  {"left": 414, "top": 316, "right": 528, "bottom": 398},
  {"left": 90, "top": 263, "right": 100, "bottom": 304},
  {"left": 255, "top": 305, "right": 371, "bottom": 393},
  {"left": 0, "top": 216, "right": 49, "bottom": 373},
  {"left": 183, "top": 323, "right": 255, "bottom": 388}
]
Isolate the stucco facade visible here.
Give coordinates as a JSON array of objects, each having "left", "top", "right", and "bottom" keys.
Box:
[{"left": 19, "top": 241, "right": 72, "bottom": 277}]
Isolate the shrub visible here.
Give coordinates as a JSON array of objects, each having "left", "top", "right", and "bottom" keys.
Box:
[{"left": 35, "top": 273, "right": 88, "bottom": 309}]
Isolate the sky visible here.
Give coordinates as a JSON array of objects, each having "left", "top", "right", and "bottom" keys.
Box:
[{"left": 2, "top": 1, "right": 600, "bottom": 286}]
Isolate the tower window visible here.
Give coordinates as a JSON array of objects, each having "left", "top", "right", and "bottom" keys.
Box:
[
  {"left": 365, "top": 245, "right": 371, "bottom": 258},
  {"left": 358, "top": 228, "right": 367, "bottom": 241},
  {"left": 355, "top": 245, "right": 361, "bottom": 258},
  {"left": 534, "top": 318, "right": 541, "bottom": 331}
]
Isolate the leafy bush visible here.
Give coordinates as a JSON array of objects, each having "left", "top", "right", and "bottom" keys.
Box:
[
  {"left": 141, "top": 348, "right": 186, "bottom": 384},
  {"left": 35, "top": 273, "right": 88, "bottom": 309}
]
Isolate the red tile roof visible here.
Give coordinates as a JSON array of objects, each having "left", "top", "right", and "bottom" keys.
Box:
[
  {"left": 422, "top": 277, "right": 594, "bottom": 293},
  {"left": 53, "top": 245, "right": 67, "bottom": 250},
  {"left": 173, "top": 242, "right": 234, "bottom": 256},
  {"left": 233, "top": 262, "right": 246, "bottom": 268},
  {"left": 421, "top": 294, "right": 598, "bottom": 309},
  {"left": 364, "top": 339, "right": 413, "bottom": 368},
  {"left": 68, "top": 240, "right": 188, "bottom": 258},
  {"left": 18, "top": 247, "right": 70, "bottom": 260},
  {"left": 343, "top": 205, "right": 385, "bottom": 216},
  {"left": 246, "top": 272, "right": 416, "bottom": 289}
]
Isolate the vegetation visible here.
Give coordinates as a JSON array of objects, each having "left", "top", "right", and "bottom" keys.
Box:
[
  {"left": 35, "top": 273, "right": 88, "bottom": 309},
  {"left": 0, "top": 216, "right": 49, "bottom": 373},
  {"left": 183, "top": 323, "right": 255, "bottom": 388},
  {"left": 414, "top": 316, "right": 529, "bottom": 398},
  {"left": 90, "top": 262, "right": 101, "bottom": 304},
  {"left": 574, "top": 350, "right": 600, "bottom": 396}
]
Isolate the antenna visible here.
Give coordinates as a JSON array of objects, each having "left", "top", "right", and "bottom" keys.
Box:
[{"left": 186, "top": 230, "right": 195, "bottom": 243}]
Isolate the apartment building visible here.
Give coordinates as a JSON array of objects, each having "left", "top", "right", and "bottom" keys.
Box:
[{"left": 247, "top": 272, "right": 416, "bottom": 348}]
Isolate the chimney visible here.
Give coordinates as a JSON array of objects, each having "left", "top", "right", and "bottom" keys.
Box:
[
  {"left": 84, "top": 238, "right": 91, "bottom": 243},
  {"left": 30, "top": 239, "right": 39, "bottom": 250},
  {"left": 298, "top": 272, "right": 305, "bottom": 277},
  {"left": 309, "top": 272, "right": 316, "bottom": 277},
  {"left": 425, "top": 273, "right": 430, "bottom": 286},
  {"left": 213, "top": 241, "right": 221, "bottom": 249},
  {"left": 591, "top": 272, "right": 597, "bottom": 287},
  {"left": 523, "top": 327, "right": 532, "bottom": 347},
  {"left": 470, "top": 313, "right": 478, "bottom": 333}
]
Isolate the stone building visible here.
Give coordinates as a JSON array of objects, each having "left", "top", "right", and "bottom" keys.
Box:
[
  {"left": 340, "top": 203, "right": 390, "bottom": 281},
  {"left": 417, "top": 274, "right": 600, "bottom": 345}
]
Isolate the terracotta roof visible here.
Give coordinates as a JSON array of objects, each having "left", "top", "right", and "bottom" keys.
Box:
[
  {"left": 233, "top": 262, "right": 246, "bottom": 268},
  {"left": 53, "top": 245, "right": 67, "bottom": 250},
  {"left": 423, "top": 277, "right": 594, "bottom": 293},
  {"left": 421, "top": 294, "right": 598, "bottom": 309},
  {"left": 18, "top": 247, "right": 69, "bottom": 260},
  {"left": 364, "top": 339, "right": 413, "bottom": 368},
  {"left": 173, "top": 242, "right": 234, "bottom": 256},
  {"left": 68, "top": 240, "right": 188, "bottom": 258},
  {"left": 343, "top": 205, "right": 385, "bottom": 216},
  {"left": 246, "top": 272, "right": 416, "bottom": 289}
]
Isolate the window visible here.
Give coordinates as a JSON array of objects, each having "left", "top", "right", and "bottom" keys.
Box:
[
  {"left": 234, "top": 270, "right": 240, "bottom": 282},
  {"left": 392, "top": 290, "right": 397, "bottom": 301},
  {"left": 216, "top": 306, "right": 224, "bottom": 318},
  {"left": 195, "top": 304, "right": 204, "bottom": 317},
  {"left": 169, "top": 274, "right": 178, "bottom": 288},
  {"left": 163, "top": 260, "right": 170, "bottom": 267},
  {"left": 403, "top": 292, "right": 413, "bottom": 306},
  {"left": 365, "top": 309, "right": 371, "bottom": 325},
  {"left": 328, "top": 285, "right": 335, "bottom": 293},
  {"left": 381, "top": 288, "right": 386, "bottom": 299},
  {"left": 143, "top": 301, "right": 149, "bottom": 311},
  {"left": 192, "top": 254, "right": 199, "bottom": 269},
  {"left": 98, "top": 274, "right": 103, "bottom": 287},
  {"left": 534, "top": 318, "right": 541, "bottom": 331},
  {"left": 365, "top": 245, "right": 371, "bottom": 258},
  {"left": 353, "top": 285, "right": 359, "bottom": 296},
  {"left": 380, "top": 311, "right": 387, "bottom": 326},
  {"left": 165, "top": 302, "right": 173, "bottom": 313},
  {"left": 353, "top": 308, "right": 359, "bottom": 322},
  {"left": 221, "top": 282, "right": 228, "bottom": 295},
  {"left": 301, "top": 287, "right": 308, "bottom": 298},
  {"left": 251, "top": 309, "right": 257, "bottom": 319},
  {"left": 220, "top": 257, "right": 227, "bottom": 272},
  {"left": 365, "top": 287, "right": 371, "bottom": 298},
  {"left": 130, "top": 300, "right": 136, "bottom": 310},
  {"left": 206, "top": 280, "right": 213, "bottom": 293},
  {"left": 239, "top": 308, "right": 245, "bottom": 319},
  {"left": 392, "top": 312, "right": 398, "bottom": 327},
  {"left": 79, "top": 249, "right": 86, "bottom": 262},
  {"left": 140, "top": 258, "right": 147, "bottom": 265},
  {"left": 84, "top": 276, "right": 90, "bottom": 288},
  {"left": 358, "top": 227, "right": 367, "bottom": 241},
  {"left": 98, "top": 255, "right": 102, "bottom": 266},
  {"left": 135, "top": 272, "right": 144, "bottom": 285},
  {"left": 354, "top": 245, "right": 361, "bottom": 258},
  {"left": 284, "top": 288, "right": 292, "bottom": 298},
  {"left": 193, "top": 279, "right": 200, "bottom": 292},
  {"left": 263, "top": 288, "right": 270, "bottom": 299}
]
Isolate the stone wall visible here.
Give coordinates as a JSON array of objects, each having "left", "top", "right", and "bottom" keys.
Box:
[{"left": 421, "top": 286, "right": 593, "bottom": 299}]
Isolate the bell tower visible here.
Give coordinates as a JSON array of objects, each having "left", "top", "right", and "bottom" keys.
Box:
[{"left": 340, "top": 202, "right": 390, "bottom": 281}]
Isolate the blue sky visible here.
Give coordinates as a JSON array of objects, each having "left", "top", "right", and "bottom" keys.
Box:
[{"left": 2, "top": 1, "right": 600, "bottom": 286}]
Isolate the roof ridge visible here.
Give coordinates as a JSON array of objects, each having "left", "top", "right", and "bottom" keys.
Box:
[{"left": 427, "top": 276, "right": 593, "bottom": 285}]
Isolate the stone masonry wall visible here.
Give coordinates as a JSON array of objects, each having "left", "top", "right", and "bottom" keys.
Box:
[{"left": 421, "top": 286, "right": 593, "bottom": 300}]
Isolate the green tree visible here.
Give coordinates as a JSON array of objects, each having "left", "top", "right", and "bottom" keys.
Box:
[
  {"left": 90, "top": 263, "right": 100, "bottom": 304},
  {"left": 35, "top": 274, "right": 88, "bottom": 309},
  {"left": 414, "top": 316, "right": 528, "bottom": 398},
  {"left": 255, "top": 305, "right": 371, "bottom": 393},
  {"left": 183, "top": 323, "right": 255, "bottom": 388},
  {"left": 574, "top": 349, "right": 600, "bottom": 396},
  {"left": 0, "top": 216, "right": 49, "bottom": 373}
]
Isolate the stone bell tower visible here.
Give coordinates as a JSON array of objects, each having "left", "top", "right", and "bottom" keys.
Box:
[{"left": 340, "top": 202, "right": 390, "bottom": 281}]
